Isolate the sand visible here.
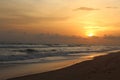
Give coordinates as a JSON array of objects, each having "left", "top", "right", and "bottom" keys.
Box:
[{"left": 8, "top": 51, "right": 120, "bottom": 80}]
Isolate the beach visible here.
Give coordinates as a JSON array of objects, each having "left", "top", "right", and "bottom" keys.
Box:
[
  {"left": 0, "top": 0, "right": 120, "bottom": 80},
  {"left": 8, "top": 51, "right": 120, "bottom": 80},
  {"left": 0, "top": 45, "right": 118, "bottom": 80},
  {"left": 0, "top": 52, "right": 105, "bottom": 80}
]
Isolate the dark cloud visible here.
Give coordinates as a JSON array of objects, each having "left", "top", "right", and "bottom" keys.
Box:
[
  {"left": 103, "top": 35, "right": 120, "bottom": 40},
  {"left": 74, "top": 7, "right": 100, "bottom": 11}
]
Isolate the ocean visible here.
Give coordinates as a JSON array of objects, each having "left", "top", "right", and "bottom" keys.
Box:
[
  {"left": 0, "top": 44, "right": 120, "bottom": 64},
  {"left": 0, "top": 44, "right": 120, "bottom": 80}
]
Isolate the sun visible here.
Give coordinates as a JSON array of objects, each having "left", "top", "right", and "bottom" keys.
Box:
[{"left": 87, "top": 33, "right": 94, "bottom": 37}]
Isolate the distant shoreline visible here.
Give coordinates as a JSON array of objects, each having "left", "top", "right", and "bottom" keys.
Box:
[{"left": 8, "top": 51, "right": 120, "bottom": 80}]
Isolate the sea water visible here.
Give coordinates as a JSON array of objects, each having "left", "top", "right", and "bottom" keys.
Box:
[
  {"left": 0, "top": 44, "right": 120, "bottom": 80},
  {"left": 0, "top": 44, "right": 120, "bottom": 64}
]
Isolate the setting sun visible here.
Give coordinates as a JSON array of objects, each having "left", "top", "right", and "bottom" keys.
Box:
[{"left": 87, "top": 33, "right": 94, "bottom": 37}]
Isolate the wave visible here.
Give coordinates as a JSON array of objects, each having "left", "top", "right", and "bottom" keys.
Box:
[{"left": 0, "top": 45, "right": 120, "bottom": 64}]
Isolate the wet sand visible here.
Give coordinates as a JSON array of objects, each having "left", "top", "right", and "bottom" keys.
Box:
[
  {"left": 0, "top": 59, "right": 81, "bottom": 80},
  {"left": 8, "top": 51, "right": 120, "bottom": 80},
  {"left": 0, "top": 53, "right": 96, "bottom": 80}
]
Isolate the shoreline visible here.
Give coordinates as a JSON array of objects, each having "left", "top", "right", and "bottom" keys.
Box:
[
  {"left": 8, "top": 51, "right": 120, "bottom": 80},
  {"left": 0, "top": 54, "right": 94, "bottom": 80},
  {"left": 0, "top": 52, "right": 108, "bottom": 80}
]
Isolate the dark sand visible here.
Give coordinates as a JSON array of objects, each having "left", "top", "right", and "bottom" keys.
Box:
[{"left": 8, "top": 51, "right": 120, "bottom": 80}]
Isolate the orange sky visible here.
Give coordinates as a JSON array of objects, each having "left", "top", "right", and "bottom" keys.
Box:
[{"left": 0, "top": 0, "right": 120, "bottom": 37}]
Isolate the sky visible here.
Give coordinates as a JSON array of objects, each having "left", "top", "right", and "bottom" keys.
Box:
[{"left": 0, "top": 0, "right": 120, "bottom": 43}]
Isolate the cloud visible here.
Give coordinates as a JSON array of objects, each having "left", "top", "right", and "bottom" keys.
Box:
[
  {"left": 74, "top": 7, "right": 100, "bottom": 11},
  {"left": 0, "top": 15, "right": 69, "bottom": 29},
  {"left": 0, "top": 1, "right": 69, "bottom": 26},
  {"left": 106, "top": 6, "right": 118, "bottom": 9}
]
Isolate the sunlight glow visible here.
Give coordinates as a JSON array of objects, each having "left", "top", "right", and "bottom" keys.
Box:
[{"left": 87, "top": 33, "right": 94, "bottom": 37}]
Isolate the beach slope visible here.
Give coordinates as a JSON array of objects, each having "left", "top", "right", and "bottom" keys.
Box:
[{"left": 8, "top": 51, "right": 120, "bottom": 80}]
